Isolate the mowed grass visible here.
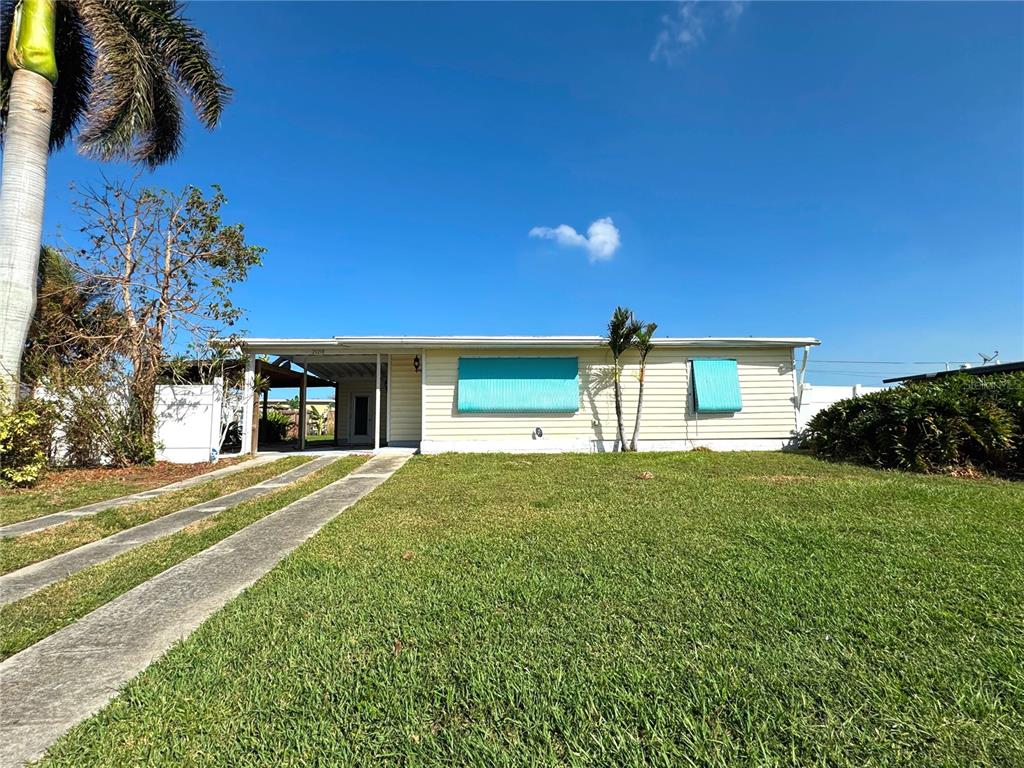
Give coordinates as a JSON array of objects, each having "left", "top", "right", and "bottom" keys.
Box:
[
  {"left": 40, "top": 453, "right": 1024, "bottom": 767},
  {"left": 0, "top": 456, "right": 309, "bottom": 575},
  {"left": 0, "top": 459, "right": 243, "bottom": 527},
  {"left": 0, "top": 455, "right": 367, "bottom": 660}
]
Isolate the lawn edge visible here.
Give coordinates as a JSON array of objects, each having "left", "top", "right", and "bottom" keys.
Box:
[{"left": 0, "top": 455, "right": 368, "bottom": 661}]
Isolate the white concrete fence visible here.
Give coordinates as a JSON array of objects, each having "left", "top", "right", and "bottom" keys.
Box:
[
  {"left": 155, "top": 382, "right": 244, "bottom": 464},
  {"left": 796, "top": 383, "right": 886, "bottom": 432}
]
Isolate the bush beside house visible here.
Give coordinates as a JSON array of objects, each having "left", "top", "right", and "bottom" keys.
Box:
[
  {"left": 259, "top": 411, "right": 291, "bottom": 443},
  {"left": 803, "top": 372, "right": 1024, "bottom": 478},
  {"left": 0, "top": 397, "right": 53, "bottom": 487}
]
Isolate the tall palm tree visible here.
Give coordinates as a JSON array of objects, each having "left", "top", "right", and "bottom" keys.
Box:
[
  {"left": 606, "top": 306, "right": 640, "bottom": 452},
  {"left": 628, "top": 321, "right": 657, "bottom": 452},
  {"left": 0, "top": 0, "right": 229, "bottom": 399}
]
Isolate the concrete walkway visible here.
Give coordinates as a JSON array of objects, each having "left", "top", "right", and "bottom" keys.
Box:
[
  {"left": 0, "top": 454, "right": 281, "bottom": 539},
  {"left": 0, "top": 450, "right": 412, "bottom": 768},
  {"left": 0, "top": 455, "right": 337, "bottom": 607}
]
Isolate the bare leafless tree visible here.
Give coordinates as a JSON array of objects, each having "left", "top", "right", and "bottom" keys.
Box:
[{"left": 64, "top": 177, "right": 264, "bottom": 462}]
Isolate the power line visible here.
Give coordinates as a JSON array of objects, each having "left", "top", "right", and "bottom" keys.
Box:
[
  {"left": 810, "top": 360, "right": 972, "bottom": 366},
  {"left": 807, "top": 370, "right": 902, "bottom": 376}
]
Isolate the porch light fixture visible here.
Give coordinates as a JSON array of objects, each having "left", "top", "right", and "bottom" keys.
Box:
[{"left": 413, "top": 355, "right": 421, "bottom": 373}]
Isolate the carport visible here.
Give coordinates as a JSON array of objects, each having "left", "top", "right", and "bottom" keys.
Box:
[
  {"left": 239, "top": 343, "right": 410, "bottom": 455},
  {"left": 253, "top": 359, "right": 335, "bottom": 450}
]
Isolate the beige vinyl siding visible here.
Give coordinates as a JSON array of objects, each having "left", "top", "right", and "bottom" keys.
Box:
[
  {"left": 389, "top": 353, "right": 422, "bottom": 442},
  {"left": 423, "top": 348, "right": 603, "bottom": 441},
  {"left": 682, "top": 349, "right": 798, "bottom": 439},
  {"left": 422, "top": 346, "right": 796, "bottom": 444}
]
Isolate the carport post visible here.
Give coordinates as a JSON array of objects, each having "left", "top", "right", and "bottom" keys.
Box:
[
  {"left": 374, "top": 352, "right": 381, "bottom": 451},
  {"left": 333, "top": 382, "right": 341, "bottom": 447},
  {"left": 298, "top": 357, "right": 307, "bottom": 451},
  {"left": 241, "top": 354, "right": 255, "bottom": 455}
]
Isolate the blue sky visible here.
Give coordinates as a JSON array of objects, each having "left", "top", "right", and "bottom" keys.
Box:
[{"left": 41, "top": 1, "right": 1023, "bottom": 385}]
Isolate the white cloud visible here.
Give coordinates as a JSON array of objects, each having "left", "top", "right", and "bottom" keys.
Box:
[
  {"left": 722, "top": 0, "right": 747, "bottom": 23},
  {"left": 529, "top": 217, "right": 621, "bottom": 263},
  {"left": 650, "top": 1, "right": 747, "bottom": 65}
]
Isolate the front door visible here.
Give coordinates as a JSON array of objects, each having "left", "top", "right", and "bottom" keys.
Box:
[{"left": 349, "top": 394, "right": 374, "bottom": 443}]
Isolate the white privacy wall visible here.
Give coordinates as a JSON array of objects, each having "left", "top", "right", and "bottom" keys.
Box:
[
  {"left": 155, "top": 384, "right": 222, "bottom": 464},
  {"left": 796, "top": 383, "right": 886, "bottom": 431}
]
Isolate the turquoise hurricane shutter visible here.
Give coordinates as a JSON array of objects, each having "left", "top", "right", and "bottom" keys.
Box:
[
  {"left": 458, "top": 357, "right": 580, "bottom": 413},
  {"left": 691, "top": 359, "right": 742, "bottom": 413}
]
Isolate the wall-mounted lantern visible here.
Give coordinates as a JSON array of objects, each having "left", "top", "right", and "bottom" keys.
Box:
[{"left": 413, "top": 355, "right": 421, "bottom": 373}]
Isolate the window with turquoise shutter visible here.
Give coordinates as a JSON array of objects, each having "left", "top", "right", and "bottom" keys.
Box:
[
  {"left": 691, "top": 359, "right": 742, "bottom": 413},
  {"left": 457, "top": 357, "right": 580, "bottom": 413}
]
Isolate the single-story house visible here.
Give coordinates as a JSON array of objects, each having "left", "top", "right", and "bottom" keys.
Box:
[{"left": 230, "top": 335, "right": 820, "bottom": 455}]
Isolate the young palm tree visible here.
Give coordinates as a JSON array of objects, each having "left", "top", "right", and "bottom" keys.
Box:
[
  {"left": 0, "top": 0, "right": 229, "bottom": 399},
  {"left": 606, "top": 306, "right": 640, "bottom": 452},
  {"left": 628, "top": 321, "right": 657, "bottom": 452}
]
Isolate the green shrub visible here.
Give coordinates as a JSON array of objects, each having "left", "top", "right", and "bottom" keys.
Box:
[
  {"left": 803, "top": 372, "right": 1024, "bottom": 478},
  {"left": 39, "top": 379, "right": 153, "bottom": 468},
  {"left": 0, "top": 397, "right": 55, "bottom": 488},
  {"left": 259, "top": 410, "right": 291, "bottom": 443}
]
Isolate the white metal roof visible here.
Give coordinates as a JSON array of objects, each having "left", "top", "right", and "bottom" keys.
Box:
[{"left": 231, "top": 335, "right": 820, "bottom": 352}]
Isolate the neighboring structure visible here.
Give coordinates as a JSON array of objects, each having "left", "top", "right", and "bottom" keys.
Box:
[
  {"left": 227, "top": 335, "right": 819, "bottom": 455},
  {"left": 263, "top": 399, "right": 336, "bottom": 440},
  {"left": 883, "top": 360, "right": 1024, "bottom": 384},
  {"left": 265, "top": 397, "right": 335, "bottom": 407}
]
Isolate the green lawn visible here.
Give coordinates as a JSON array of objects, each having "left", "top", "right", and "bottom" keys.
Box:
[
  {"left": 0, "top": 455, "right": 367, "bottom": 660},
  {"left": 0, "top": 459, "right": 244, "bottom": 527},
  {"left": 39, "top": 453, "right": 1023, "bottom": 767},
  {"left": 0, "top": 456, "right": 309, "bottom": 575}
]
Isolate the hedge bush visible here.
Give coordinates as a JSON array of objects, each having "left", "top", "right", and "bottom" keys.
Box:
[
  {"left": 803, "top": 372, "right": 1024, "bottom": 478},
  {"left": 259, "top": 410, "right": 291, "bottom": 443},
  {"left": 0, "top": 396, "right": 55, "bottom": 488}
]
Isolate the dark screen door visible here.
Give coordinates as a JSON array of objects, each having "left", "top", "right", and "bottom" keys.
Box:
[{"left": 353, "top": 395, "right": 369, "bottom": 437}]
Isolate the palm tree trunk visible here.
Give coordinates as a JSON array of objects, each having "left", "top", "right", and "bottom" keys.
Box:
[
  {"left": 0, "top": 68, "right": 53, "bottom": 401},
  {"left": 629, "top": 363, "right": 646, "bottom": 452},
  {"left": 613, "top": 359, "right": 626, "bottom": 451}
]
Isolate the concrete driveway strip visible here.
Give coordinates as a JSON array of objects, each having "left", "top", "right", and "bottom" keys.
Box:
[
  {"left": 0, "top": 454, "right": 281, "bottom": 539},
  {"left": 0, "top": 450, "right": 411, "bottom": 768},
  {"left": 0, "top": 455, "right": 337, "bottom": 607}
]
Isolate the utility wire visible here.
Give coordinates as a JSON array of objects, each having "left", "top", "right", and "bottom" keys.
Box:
[
  {"left": 807, "top": 370, "right": 904, "bottom": 376},
  {"left": 810, "top": 360, "right": 972, "bottom": 365}
]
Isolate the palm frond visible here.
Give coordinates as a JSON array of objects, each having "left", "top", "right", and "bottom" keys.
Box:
[
  {"left": 75, "top": 0, "right": 227, "bottom": 167},
  {"left": 76, "top": 0, "right": 159, "bottom": 162},
  {"left": 0, "top": 0, "right": 13, "bottom": 139},
  {"left": 140, "top": 58, "right": 182, "bottom": 165},
  {"left": 607, "top": 306, "right": 640, "bottom": 357},
  {"left": 50, "top": 0, "right": 94, "bottom": 150},
  {"left": 114, "top": 0, "right": 229, "bottom": 128},
  {"left": 37, "top": 245, "right": 76, "bottom": 290},
  {"left": 632, "top": 322, "right": 658, "bottom": 358},
  {"left": 1, "top": 0, "right": 94, "bottom": 151}
]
